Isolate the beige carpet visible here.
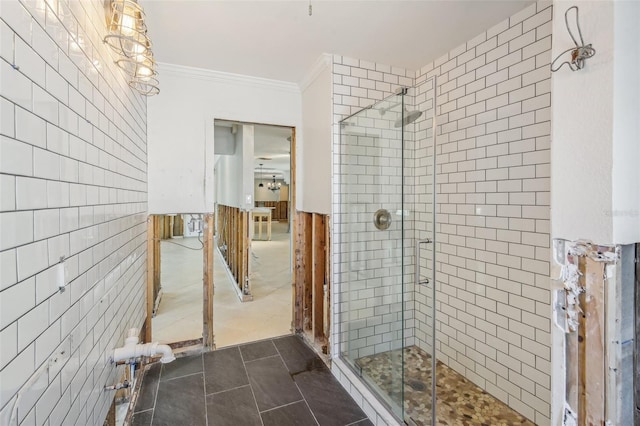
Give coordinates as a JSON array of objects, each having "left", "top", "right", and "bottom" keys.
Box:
[{"left": 152, "top": 222, "right": 292, "bottom": 347}]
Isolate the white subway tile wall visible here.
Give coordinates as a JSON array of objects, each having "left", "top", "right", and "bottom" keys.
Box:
[
  {"left": 0, "top": 0, "right": 147, "bottom": 425},
  {"left": 414, "top": 3, "right": 552, "bottom": 423},
  {"left": 331, "top": 3, "right": 552, "bottom": 425}
]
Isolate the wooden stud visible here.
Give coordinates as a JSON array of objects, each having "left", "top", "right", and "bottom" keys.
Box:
[
  {"left": 145, "top": 215, "right": 156, "bottom": 343},
  {"left": 583, "top": 257, "right": 606, "bottom": 424},
  {"left": 323, "top": 217, "right": 331, "bottom": 347},
  {"left": 294, "top": 211, "right": 305, "bottom": 332},
  {"left": 312, "top": 214, "right": 326, "bottom": 342},
  {"left": 303, "top": 213, "right": 313, "bottom": 332},
  {"left": 203, "top": 213, "right": 214, "bottom": 348}
]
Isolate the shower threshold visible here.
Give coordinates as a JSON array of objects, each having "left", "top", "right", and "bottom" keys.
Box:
[{"left": 356, "top": 346, "right": 534, "bottom": 426}]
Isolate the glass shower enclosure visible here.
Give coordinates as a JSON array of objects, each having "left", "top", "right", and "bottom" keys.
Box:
[{"left": 338, "top": 80, "right": 437, "bottom": 425}]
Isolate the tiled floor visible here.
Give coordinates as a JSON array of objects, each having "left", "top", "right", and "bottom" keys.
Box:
[
  {"left": 130, "top": 335, "right": 372, "bottom": 426},
  {"left": 357, "top": 346, "right": 534, "bottom": 426}
]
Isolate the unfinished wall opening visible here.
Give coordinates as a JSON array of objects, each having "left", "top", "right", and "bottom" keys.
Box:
[
  {"left": 145, "top": 214, "right": 214, "bottom": 349},
  {"left": 213, "top": 120, "right": 295, "bottom": 348}
]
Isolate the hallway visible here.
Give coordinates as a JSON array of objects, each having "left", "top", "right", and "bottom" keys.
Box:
[{"left": 130, "top": 335, "right": 371, "bottom": 426}]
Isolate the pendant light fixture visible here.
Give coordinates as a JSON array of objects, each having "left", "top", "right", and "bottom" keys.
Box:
[
  {"left": 104, "top": 0, "right": 159, "bottom": 96},
  {"left": 267, "top": 175, "right": 281, "bottom": 192},
  {"left": 258, "top": 164, "right": 264, "bottom": 188}
]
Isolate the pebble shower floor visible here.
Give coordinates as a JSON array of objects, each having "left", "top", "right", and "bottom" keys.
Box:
[{"left": 356, "top": 346, "right": 534, "bottom": 426}]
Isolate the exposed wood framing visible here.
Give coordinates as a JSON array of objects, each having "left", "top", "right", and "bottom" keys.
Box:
[
  {"left": 203, "top": 213, "right": 215, "bottom": 348},
  {"left": 145, "top": 216, "right": 158, "bottom": 343},
  {"left": 216, "top": 205, "right": 250, "bottom": 298},
  {"left": 567, "top": 255, "right": 608, "bottom": 425},
  {"left": 294, "top": 211, "right": 330, "bottom": 353},
  {"left": 312, "top": 214, "right": 326, "bottom": 342}
]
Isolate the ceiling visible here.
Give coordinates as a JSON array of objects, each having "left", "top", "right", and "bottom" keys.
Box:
[{"left": 143, "top": 0, "right": 535, "bottom": 83}]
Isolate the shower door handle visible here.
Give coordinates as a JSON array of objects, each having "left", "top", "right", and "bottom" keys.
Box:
[{"left": 415, "top": 239, "right": 431, "bottom": 286}]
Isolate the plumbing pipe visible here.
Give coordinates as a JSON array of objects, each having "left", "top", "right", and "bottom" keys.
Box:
[{"left": 112, "top": 328, "right": 176, "bottom": 364}]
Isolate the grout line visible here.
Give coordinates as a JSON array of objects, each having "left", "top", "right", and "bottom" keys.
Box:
[
  {"left": 345, "top": 418, "right": 369, "bottom": 426},
  {"left": 149, "top": 365, "right": 161, "bottom": 426},
  {"left": 294, "top": 382, "right": 320, "bottom": 426},
  {"left": 201, "top": 353, "right": 209, "bottom": 426},
  {"left": 240, "top": 344, "right": 265, "bottom": 426},
  {"left": 258, "top": 398, "right": 306, "bottom": 414},
  {"left": 243, "top": 354, "right": 280, "bottom": 364},
  {"left": 158, "top": 370, "right": 203, "bottom": 383},
  {"left": 205, "top": 383, "right": 252, "bottom": 397}
]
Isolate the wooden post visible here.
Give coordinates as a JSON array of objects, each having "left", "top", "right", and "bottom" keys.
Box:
[
  {"left": 312, "top": 214, "right": 326, "bottom": 342},
  {"left": 303, "top": 213, "right": 313, "bottom": 331},
  {"left": 294, "top": 211, "right": 305, "bottom": 332},
  {"left": 203, "top": 214, "right": 214, "bottom": 348},
  {"left": 145, "top": 216, "right": 155, "bottom": 343},
  {"left": 323, "top": 218, "right": 331, "bottom": 349},
  {"left": 583, "top": 257, "right": 606, "bottom": 424}
]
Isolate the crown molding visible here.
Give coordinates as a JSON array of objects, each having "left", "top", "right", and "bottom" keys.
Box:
[
  {"left": 299, "top": 53, "right": 332, "bottom": 92},
  {"left": 158, "top": 62, "right": 301, "bottom": 94}
]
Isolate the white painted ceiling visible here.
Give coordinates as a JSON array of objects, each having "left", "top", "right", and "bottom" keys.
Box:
[{"left": 143, "top": 0, "right": 535, "bottom": 83}]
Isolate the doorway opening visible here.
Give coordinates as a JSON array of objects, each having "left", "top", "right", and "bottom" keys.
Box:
[{"left": 213, "top": 120, "right": 294, "bottom": 348}]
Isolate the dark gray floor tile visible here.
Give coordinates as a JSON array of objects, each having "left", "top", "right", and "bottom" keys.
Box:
[
  {"left": 245, "top": 356, "right": 303, "bottom": 411},
  {"left": 294, "top": 367, "right": 367, "bottom": 426},
  {"left": 206, "top": 385, "right": 261, "bottom": 426},
  {"left": 160, "top": 354, "right": 203, "bottom": 381},
  {"left": 203, "top": 346, "right": 249, "bottom": 394},
  {"left": 152, "top": 373, "right": 206, "bottom": 426},
  {"left": 135, "top": 363, "right": 162, "bottom": 412},
  {"left": 131, "top": 410, "right": 153, "bottom": 426},
  {"left": 240, "top": 339, "right": 278, "bottom": 362},
  {"left": 273, "top": 335, "right": 325, "bottom": 374},
  {"left": 261, "top": 401, "right": 318, "bottom": 426}
]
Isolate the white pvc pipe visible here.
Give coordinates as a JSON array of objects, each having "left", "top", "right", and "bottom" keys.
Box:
[{"left": 113, "top": 328, "right": 176, "bottom": 364}]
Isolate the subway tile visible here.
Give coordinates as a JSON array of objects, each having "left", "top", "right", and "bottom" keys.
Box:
[
  {"left": 33, "top": 84, "right": 58, "bottom": 124},
  {"left": 0, "top": 92, "right": 16, "bottom": 138},
  {"left": 15, "top": 35, "right": 45, "bottom": 87},
  {"left": 34, "top": 208, "right": 60, "bottom": 240},
  {"left": 0, "top": 19, "right": 15, "bottom": 64},
  {"left": 0, "top": 210, "right": 34, "bottom": 251},
  {"left": 17, "top": 239, "right": 48, "bottom": 281},
  {"left": 33, "top": 147, "right": 60, "bottom": 180},
  {"left": 45, "top": 65, "right": 68, "bottom": 104},
  {"left": 0, "top": 135, "right": 33, "bottom": 176},
  {"left": 0, "top": 276, "right": 36, "bottom": 329},
  {"left": 15, "top": 106, "right": 46, "bottom": 148},
  {"left": 16, "top": 176, "right": 47, "bottom": 210},
  {"left": 523, "top": 7, "right": 552, "bottom": 33}
]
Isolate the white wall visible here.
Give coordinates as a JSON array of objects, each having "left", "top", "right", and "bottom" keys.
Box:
[
  {"left": 215, "top": 126, "right": 253, "bottom": 208},
  {"left": 300, "top": 55, "right": 332, "bottom": 215},
  {"left": 148, "top": 64, "right": 302, "bottom": 214},
  {"left": 0, "top": 0, "right": 148, "bottom": 424},
  {"left": 551, "top": 0, "right": 640, "bottom": 244},
  {"left": 612, "top": 0, "right": 640, "bottom": 243}
]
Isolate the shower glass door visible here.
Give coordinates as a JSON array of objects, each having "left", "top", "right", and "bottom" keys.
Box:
[{"left": 339, "top": 90, "right": 425, "bottom": 423}]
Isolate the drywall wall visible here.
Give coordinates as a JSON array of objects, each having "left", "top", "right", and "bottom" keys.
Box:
[
  {"left": 215, "top": 125, "right": 254, "bottom": 209},
  {"left": 0, "top": 1, "right": 148, "bottom": 424},
  {"left": 612, "top": 0, "right": 640, "bottom": 243},
  {"left": 300, "top": 54, "right": 332, "bottom": 215},
  {"left": 551, "top": 0, "right": 640, "bottom": 244},
  {"left": 148, "top": 64, "right": 302, "bottom": 214}
]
